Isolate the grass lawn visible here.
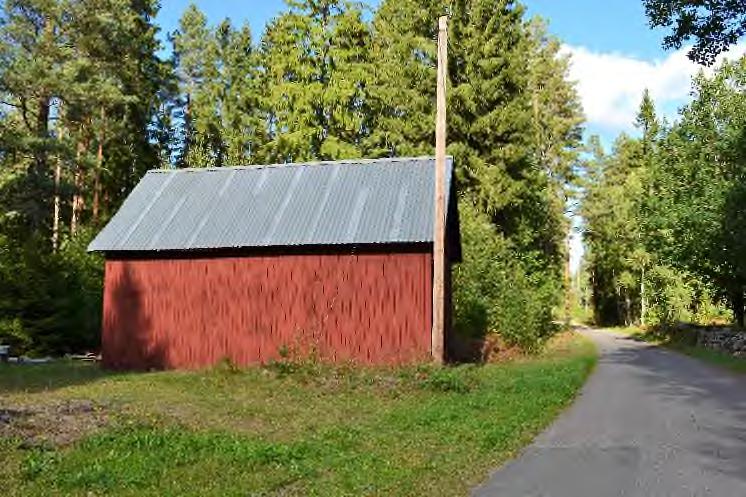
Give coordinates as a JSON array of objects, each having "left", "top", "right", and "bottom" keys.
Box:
[
  {"left": 670, "top": 346, "right": 746, "bottom": 374},
  {"left": 0, "top": 333, "right": 596, "bottom": 497},
  {"left": 600, "top": 326, "right": 746, "bottom": 375}
]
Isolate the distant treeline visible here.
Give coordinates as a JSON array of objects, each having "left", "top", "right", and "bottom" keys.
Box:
[
  {"left": 0, "top": 0, "right": 583, "bottom": 355},
  {"left": 582, "top": 59, "right": 746, "bottom": 328}
]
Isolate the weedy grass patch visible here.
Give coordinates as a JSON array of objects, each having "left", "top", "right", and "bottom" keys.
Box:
[{"left": 0, "top": 333, "right": 596, "bottom": 497}]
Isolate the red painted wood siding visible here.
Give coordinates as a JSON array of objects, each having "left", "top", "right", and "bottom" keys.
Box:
[{"left": 102, "top": 250, "right": 433, "bottom": 369}]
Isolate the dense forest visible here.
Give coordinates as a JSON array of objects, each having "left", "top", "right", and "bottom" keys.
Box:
[
  {"left": 0, "top": 0, "right": 583, "bottom": 355},
  {"left": 582, "top": 59, "right": 746, "bottom": 328}
]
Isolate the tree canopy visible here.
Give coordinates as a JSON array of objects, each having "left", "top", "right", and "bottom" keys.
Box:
[{"left": 644, "top": 0, "right": 746, "bottom": 65}]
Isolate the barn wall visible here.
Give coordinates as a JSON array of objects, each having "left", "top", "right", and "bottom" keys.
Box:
[{"left": 102, "top": 250, "right": 433, "bottom": 369}]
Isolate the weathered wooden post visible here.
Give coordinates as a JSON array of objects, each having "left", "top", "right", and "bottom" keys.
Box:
[{"left": 432, "top": 15, "right": 448, "bottom": 364}]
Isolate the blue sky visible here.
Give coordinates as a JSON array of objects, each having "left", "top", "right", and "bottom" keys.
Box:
[{"left": 155, "top": 0, "right": 666, "bottom": 58}]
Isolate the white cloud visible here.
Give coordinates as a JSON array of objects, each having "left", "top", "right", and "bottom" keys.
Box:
[{"left": 562, "top": 43, "right": 746, "bottom": 133}]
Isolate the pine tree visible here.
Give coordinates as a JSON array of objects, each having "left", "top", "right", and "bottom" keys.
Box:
[
  {"left": 0, "top": 0, "right": 168, "bottom": 354},
  {"left": 0, "top": 0, "right": 69, "bottom": 239}
]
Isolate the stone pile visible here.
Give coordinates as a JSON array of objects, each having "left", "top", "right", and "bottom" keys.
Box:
[{"left": 697, "top": 328, "right": 746, "bottom": 357}]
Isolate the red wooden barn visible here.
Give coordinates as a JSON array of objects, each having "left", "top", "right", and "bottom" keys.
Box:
[{"left": 88, "top": 157, "right": 461, "bottom": 369}]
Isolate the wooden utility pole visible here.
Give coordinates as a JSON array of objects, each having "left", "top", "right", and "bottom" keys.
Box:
[{"left": 432, "top": 15, "right": 448, "bottom": 364}]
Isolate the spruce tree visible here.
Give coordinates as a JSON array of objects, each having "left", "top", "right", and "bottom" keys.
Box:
[
  {"left": 364, "top": 0, "right": 445, "bottom": 157},
  {"left": 172, "top": 3, "right": 223, "bottom": 167},
  {"left": 217, "top": 20, "right": 262, "bottom": 165},
  {"left": 635, "top": 89, "right": 660, "bottom": 154},
  {"left": 369, "top": 0, "right": 584, "bottom": 345},
  {"left": 257, "top": 0, "right": 371, "bottom": 162}
]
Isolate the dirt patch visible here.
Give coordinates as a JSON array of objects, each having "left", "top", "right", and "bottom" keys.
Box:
[
  {"left": 0, "top": 399, "right": 111, "bottom": 448},
  {"left": 447, "top": 332, "right": 526, "bottom": 363},
  {"left": 485, "top": 336, "right": 525, "bottom": 362}
]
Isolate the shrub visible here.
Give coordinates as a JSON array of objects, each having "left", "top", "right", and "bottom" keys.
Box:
[
  {"left": 646, "top": 265, "right": 694, "bottom": 326},
  {"left": 452, "top": 202, "right": 559, "bottom": 355},
  {"left": 0, "top": 317, "right": 31, "bottom": 352},
  {"left": 0, "top": 230, "right": 102, "bottom": 356}
]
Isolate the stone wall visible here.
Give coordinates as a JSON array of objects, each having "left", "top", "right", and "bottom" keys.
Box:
[{"left": 696, "top": 328, "right": 746, "bottom": 357}]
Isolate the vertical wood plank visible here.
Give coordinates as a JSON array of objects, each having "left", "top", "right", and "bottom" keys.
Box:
[{"left": 102, "top": 249, "right": 433, "bottom": 369}]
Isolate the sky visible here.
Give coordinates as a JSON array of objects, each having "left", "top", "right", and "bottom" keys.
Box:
[{"left": 154, "top": 1, "right": 746, "bottom": 271}]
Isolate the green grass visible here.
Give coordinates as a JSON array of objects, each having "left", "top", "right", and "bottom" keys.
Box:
[
  {"left": 670, "top": 345, "right": 746, "bottom": 374},
  {"left": 0, "top": 333, "right": 596, "bottom": 497},
  {"left": 599, "top": 326, "right": 746, "bottom": 375}
]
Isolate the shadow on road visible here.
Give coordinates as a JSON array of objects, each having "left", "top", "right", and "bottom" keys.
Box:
[{"left": 602, "top": 339, "right": 746, "bottom": 484}]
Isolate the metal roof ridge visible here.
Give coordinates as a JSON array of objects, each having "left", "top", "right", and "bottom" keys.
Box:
[{"left": 146, "top": 156, "right": 454, "bottom": 174}]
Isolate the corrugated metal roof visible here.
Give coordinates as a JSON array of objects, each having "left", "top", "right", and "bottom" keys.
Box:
[{"left": 88, "top": 156, "right": 456, "bottom": 252}]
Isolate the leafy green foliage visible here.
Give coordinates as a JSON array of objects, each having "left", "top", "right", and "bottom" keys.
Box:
[
  {"left": 645, "top": 265, "right": 696, "bottom": 325},
  {"left": 453, "top": 201, "right": 559, "bottom": 353},
  {"left": 0, "top": 0, "right": 165, "bottom": 354},
  {"left": 0, "top": 231, "right": 102, "bottom": 355},
  {"left": 582, "top": 133, "right": 648, "bottom": 326},
  {"left": 257, "top": 0, "right": 372, "bottom": 162},
  {"left": 172, "top": 5, "right": 261, "bottom": 167},
  {"left": 369, "top": 0, "right": 582, "bottom": 351},
  {"left": 644, "top": 0, "right": 746, "bottom": 65}
]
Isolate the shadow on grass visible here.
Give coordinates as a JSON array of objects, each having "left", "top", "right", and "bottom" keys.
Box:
[{"left": 0, "top": 361, "right": 118, "bottom": 394}]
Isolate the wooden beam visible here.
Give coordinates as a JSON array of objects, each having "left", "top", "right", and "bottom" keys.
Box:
[{"left": 432, "top": 15, "right": 448, "bottom": 364}]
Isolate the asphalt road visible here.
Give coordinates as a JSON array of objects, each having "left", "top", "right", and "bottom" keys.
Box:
[{"left": 473, "top": 327, "right": 746, "bottom": 497}]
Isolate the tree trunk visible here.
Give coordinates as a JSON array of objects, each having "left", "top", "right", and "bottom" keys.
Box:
[
  {"left": 640, "top": 266, "right": 646, "bottom": 327},
  {"left": 52, "top": 128, "right": 63, "bottom": 251},
  {"left": 733, "top": 289, "right": 745, "bottom": 328},
  {"left": 564, "top": 233, "right": 571, "bottom": 324},
  {"left": 34, "top": 97, "right": 50, "bottom": 169},
  {"left": 93, "top": 107, "right": 105, "bottom": 224},
  {"left": 71, "top": 138, "right": 86, "bottom": 235},
  {"left": 31, "top": 96, "right": 51, "bottom": 234},
  {"left": 625, "top": 293, "right": 632, "bottom": 326},
  {"left": 182, "top": 93, "right": 191, "bottom": 166}
]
